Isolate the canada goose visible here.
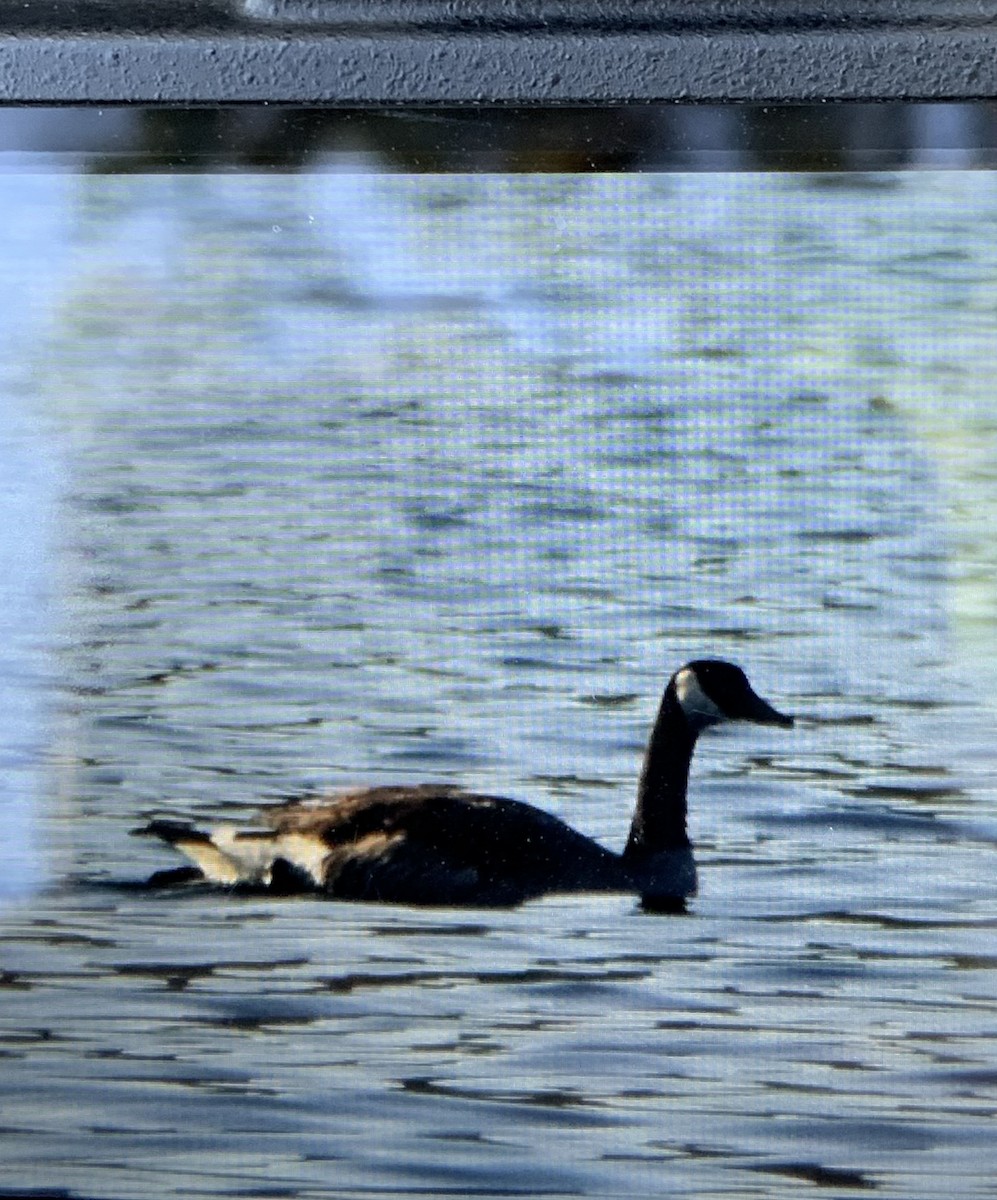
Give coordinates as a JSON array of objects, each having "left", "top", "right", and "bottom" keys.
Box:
[{"left": 135, "top": 659, "right": 793, "bottom": 910}]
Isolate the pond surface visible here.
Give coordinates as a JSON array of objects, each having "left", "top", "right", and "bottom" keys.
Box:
[{"left": 1, "top": 171, "right": 995, "bottom": 1198}]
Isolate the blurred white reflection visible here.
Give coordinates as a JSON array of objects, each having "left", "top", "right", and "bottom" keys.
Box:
[{"left": 0, "top": 174, "right": 69, "bottom": 904}]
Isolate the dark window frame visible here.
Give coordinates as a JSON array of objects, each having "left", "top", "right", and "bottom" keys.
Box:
[{"left": 2, "top": 1, "right": 997, "bottom": 104}]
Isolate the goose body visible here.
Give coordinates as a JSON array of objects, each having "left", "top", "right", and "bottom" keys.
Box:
[{"left": 136, "top": 659, "right": 792, "bottom": 908}]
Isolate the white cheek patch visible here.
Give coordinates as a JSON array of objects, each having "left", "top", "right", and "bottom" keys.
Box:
[{"left": 674, "top": 667, "right": 727, "bottom": 728}]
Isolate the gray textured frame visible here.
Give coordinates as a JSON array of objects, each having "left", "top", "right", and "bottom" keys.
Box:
[{"left": 1, "top": 1, "right": 997, "bottom": 104}]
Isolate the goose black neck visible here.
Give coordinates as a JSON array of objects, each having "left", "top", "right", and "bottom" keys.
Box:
[{"left": 624, "top": 682, "right": 697, "bottom": 859}]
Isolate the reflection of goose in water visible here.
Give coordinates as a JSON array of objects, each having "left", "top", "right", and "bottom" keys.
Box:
[{"left": 136, "top": 660, "right": 793, "bottom": 911}]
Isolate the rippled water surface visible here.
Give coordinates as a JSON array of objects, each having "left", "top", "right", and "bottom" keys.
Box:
[{"left": 1, "top": 172, "right": 996, "bottom": 1198}]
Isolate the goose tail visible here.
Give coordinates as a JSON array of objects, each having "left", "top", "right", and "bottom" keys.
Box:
[{"left": 132, "top": 818, "right": 328, "bottom": 891}]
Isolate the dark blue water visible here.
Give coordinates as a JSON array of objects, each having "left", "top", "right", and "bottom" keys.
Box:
[{"left": 0, "top": 171, "right": 995, "bottom": 1199}]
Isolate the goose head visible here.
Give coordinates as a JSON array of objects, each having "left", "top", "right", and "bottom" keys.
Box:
[{"left": 672, "top": 659, "right": 794, "bottom": 735}]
